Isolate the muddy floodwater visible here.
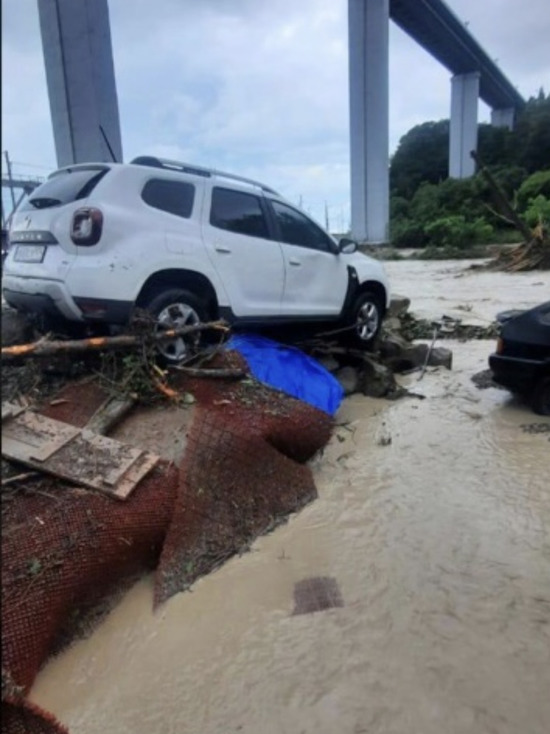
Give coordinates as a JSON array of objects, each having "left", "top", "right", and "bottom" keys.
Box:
[{"left": 30, "top": 261, "right": 550, "bottom": 734}]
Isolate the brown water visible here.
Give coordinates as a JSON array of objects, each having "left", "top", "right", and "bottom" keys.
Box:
[
  {"left": 30, "top": 262, "right": 550, "bottom": 734},
  {"left": 384, "top": 257, "right": 550, "bottom": 325}
]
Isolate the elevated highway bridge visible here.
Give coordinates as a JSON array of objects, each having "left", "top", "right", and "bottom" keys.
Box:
[{"left": 36, "top": 0, "right": 525, "bottom": 244}]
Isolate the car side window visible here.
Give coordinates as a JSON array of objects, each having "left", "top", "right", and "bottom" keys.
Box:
[
  {"left": 210, "top": 187, "right": 269, "bottom": 239},
  {"left": 271, "top": 201, "right": 334, "bottom": 252},
  {"left": 141, "top": 179, "right": 195, "bottom": 218}
]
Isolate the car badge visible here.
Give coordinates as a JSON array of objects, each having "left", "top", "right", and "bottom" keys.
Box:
[{"left": 24, "top": 216, "right": 32, "bottom": 229}]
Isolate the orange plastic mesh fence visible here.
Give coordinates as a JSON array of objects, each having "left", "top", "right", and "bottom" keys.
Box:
[
  {"left": 2, "top": 371, "right": 333, "bottom": 733},
  {"left": 155, "top": 376, "right": 332, "bottom": 605}
]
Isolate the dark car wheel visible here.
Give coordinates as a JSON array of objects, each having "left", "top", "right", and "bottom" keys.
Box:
[
  {"left": 347, "top": 291, "right": 383, "bottom": 349},
  {"left": 145, "top": 288, "right": 208, "bottom": 364},
  {"left": 531, "top": 375, "right": 550, "bottom": 416}
]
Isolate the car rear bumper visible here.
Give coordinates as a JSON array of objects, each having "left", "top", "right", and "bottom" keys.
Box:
[
  {"left": 489, "top": 353, "right": 547, "bottom": 394},
  {"left": 3, "top": 276, "right": 84, "bottom": 321},
  {"left": 2, "top": 276, "right": 133, "bottom": 325}
]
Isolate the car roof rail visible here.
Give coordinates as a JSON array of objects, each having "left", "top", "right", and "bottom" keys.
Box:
[{"left": 130, "top": 155, "right": 280, "bottom": 195}]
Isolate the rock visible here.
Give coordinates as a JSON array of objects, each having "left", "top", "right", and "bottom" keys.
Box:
[
  {"left": 318, "top": 355, "right": 340, "bottom": 373},
  {"left": 385, "top": 343, "right": 429, "bottom": 373},
  {"left": 1, "top": 308, "right": 34, "bottom": 347},
  {"left": 379, "top": 333, "right": 410, "bottom": 360},
  {"left": 387, "top": 295, "right": 411, "bottom": 318},
  {"left": 427, "top": 346, "right": 453, "bottom": 370},
  {"left": 335, "top": 366, "right": 359, "bottom": 396},
  {"left": 382, "top": 316, "right": 402, "bottom": 333},
  {"left": 359, "top": 356, "right": 397, "bottom": 398}
]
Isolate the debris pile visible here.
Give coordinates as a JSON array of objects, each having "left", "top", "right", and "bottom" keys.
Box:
[
  {"left": 485, "top": 224, "right": 550, "bottom": 272},
  {"left": 471, "top": 151, "right": 550, "bottom": 273},
  {"left": 300, "top": 295, "right": 454, "bottom": 399},
  {"left": 1, "top": 352, "right": 333, "bottom": 734}
]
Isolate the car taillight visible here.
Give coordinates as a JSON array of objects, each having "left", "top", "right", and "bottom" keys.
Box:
[
  {"left": 496, "top": 337, "right": 504, "bottom": 354},
  {"left": 70, "top": 207, "right": 103, "bottom": 246}
]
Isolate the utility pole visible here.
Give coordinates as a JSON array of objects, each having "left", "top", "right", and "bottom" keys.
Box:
[
  {"left": 4, "top": 151, "right": 16, "bottom": 212},
  {"left": 1, "top": 152, "right": 43, "bottom": 230}
]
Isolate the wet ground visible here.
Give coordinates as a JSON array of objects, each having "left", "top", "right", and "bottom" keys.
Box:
[
  {"left": 384, "top": 257, "right": 549, "bottom": 325},
  {"left": 29, "top": 260, "right": 550, "bottom": 734}
]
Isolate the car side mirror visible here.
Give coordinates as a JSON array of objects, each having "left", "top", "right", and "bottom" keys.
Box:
[{"left": 338, "top": 237, "right": 357, "bottom": 254}]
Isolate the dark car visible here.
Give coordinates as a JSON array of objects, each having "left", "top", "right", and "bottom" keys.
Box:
[{"left": 489, "top": 301, "right": 550, "bottom": 416}]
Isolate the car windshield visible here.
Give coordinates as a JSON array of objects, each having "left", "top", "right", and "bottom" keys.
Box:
[{"left": 20, "top": 168, "right": 109, "bottom": 210}]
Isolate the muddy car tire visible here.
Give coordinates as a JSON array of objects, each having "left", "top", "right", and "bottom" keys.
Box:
[
  {"left": 145, "top": 288, "right": 208, "bottom": 364},
  {"left": 347, "top": 291, "right": 383, "bottom": 350},
  {"left": 531, "top": 375, "right": 550, "bottom": 416}
]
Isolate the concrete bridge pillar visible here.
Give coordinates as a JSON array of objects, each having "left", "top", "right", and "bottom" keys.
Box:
[
  {"left": 491, "top": 107, "right": 515, "bottom": 130},
  {"left": 449, "top": 72, "right": 480, "bottom": 179},
  {"left": 348, "top": 0, "right": 389, "bottom": 244},
  {"left": 37, "top": 0, "right": 123, "bottom": 168}
]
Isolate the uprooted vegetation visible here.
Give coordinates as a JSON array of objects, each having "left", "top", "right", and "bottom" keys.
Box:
[{"left": 481, "top": 223, "right": 550, "bottom": 272}]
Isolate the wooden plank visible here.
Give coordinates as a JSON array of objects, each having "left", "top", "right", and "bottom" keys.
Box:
[
  {"left": 1, "top": 410, "right": 159, "bottom": 500},
  {"left": 2, "top": 411, "right": 80, "bottom": 462},
  {"left": 1, "top": 402, "right": 26, "bottom": 422},
  {"left": 84, "top": 395, "right": 136, "bottom": 436},
  {"left": 80, "top": 430, "right": 143, "bottom": 487},
  {"left": 113, "top": 451, "right": 159, "bottom": 500}
]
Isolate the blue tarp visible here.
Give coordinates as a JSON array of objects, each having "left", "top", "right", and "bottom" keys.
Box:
[{"left": 227, "top": 334, "right": 344, "bottom": 416}]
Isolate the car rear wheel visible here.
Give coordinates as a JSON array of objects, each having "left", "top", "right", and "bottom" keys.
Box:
[
  {"left": 531, "top": 375, "right": 550, "bottom": 416},
  {"left": 145, "top": 288, "right": 208, "bottom": 364},
  {"left": 347, "top": 291, "right": 383, "bottom": 349}
]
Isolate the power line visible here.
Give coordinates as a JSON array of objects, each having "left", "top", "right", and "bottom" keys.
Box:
[{"left": 10, "top": 160, "right": 54, "bottom": 172}]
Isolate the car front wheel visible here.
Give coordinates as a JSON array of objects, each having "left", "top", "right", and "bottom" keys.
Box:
[
  {"left": 347, "top": 291, "right": 383, "bottom": 349},
  {"left": 145, "top": 288, "right": 208, "bottom": 364}
]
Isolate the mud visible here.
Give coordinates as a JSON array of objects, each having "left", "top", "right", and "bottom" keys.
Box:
[
  {"left": 383, "top": 258, "right": 549, "bottom": 326},
  {"left": 19, "top": 262, "right": 550, "bottom": 733}
]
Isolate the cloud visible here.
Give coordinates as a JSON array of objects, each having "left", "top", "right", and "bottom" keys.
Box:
[{"left": 2, "top": 0, "right": 549, "bottom": 226}]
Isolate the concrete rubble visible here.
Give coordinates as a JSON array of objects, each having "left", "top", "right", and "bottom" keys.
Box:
[{"left": 307, "top": 293, "right": 454, "bottom": 400}]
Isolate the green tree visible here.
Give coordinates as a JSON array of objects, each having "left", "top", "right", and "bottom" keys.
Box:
[
  {"left": 513, "top": 90, "right": 550, "bottom": 172},
  {"left": 516, "top": 170, "right": 550, "bottom": 209},
  {"left": 390, "top": 120, "right": 449, "bottom": 198},
  {"left": 388, "top": 89, "right": 550, "bottom": 247}
]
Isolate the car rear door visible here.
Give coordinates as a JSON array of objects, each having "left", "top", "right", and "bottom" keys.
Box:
[
  {"left": 269, "top": 199, "right": 349, "bottom": 316},
  {"left": 202, "top": 185, "right": 285, "bottom": 317}
]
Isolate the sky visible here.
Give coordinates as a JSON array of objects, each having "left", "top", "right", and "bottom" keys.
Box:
[{"left": 2, "top": 0, "right": 549, "bottom": 230}]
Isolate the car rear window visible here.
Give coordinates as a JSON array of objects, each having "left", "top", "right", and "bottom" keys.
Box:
[
  {"left": 141, "top": 179, "right": 195, "bottom": 218},
  {"left": 210, "top": 187, "right": 269, "bottom": 239},
  {"left": 20, "top": 168, "right": 109, "bottom": 210}
]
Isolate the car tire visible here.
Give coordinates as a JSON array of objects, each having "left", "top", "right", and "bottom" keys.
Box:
[
  {"left": 145, "top": 288, "right": 209, "bottom": 364},
  {"left": 531, "top": 375, "right": 550, "bottom": 416},
  {"left": 346, "top": 291, "right": 383, "bottom": 349}
]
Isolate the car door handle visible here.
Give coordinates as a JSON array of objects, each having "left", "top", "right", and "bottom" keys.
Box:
[
  {"left": 289, "top": 258, "right": 301, "bottom": 266},
  {"left": 215, "top": 246, "right": 232, "bottom": 254}
]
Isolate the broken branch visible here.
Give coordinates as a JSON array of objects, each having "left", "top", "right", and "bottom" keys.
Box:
[
  {"left": 471, "top": 150, "right": 532, "bottom": 242},
  {"left": 1, "top": 472, "right": 41, "bottom": 489},
  {"left": 169, "top": 365, "right": 246, "bottom": 378},
  {"left": 1, "top": 321, "right": 229, "bottom": 362}
]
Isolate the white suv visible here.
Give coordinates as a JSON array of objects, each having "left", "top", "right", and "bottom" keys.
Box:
[{"left": 2, "top": 156, "right": 390, "bottom": 360}]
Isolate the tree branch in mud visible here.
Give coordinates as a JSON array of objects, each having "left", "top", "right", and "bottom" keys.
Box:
[
  {"left": 471, "top": 150, "right": 532, "bottom": 242},
  {"left": 0, "top": 321, "right": 229, "bottom": 362},
  {"left": 471, "top": 151, "right": 550, "bottom": 272},
  {"left": 169, "top": 365, "right": 246, "bottom": 379}
]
